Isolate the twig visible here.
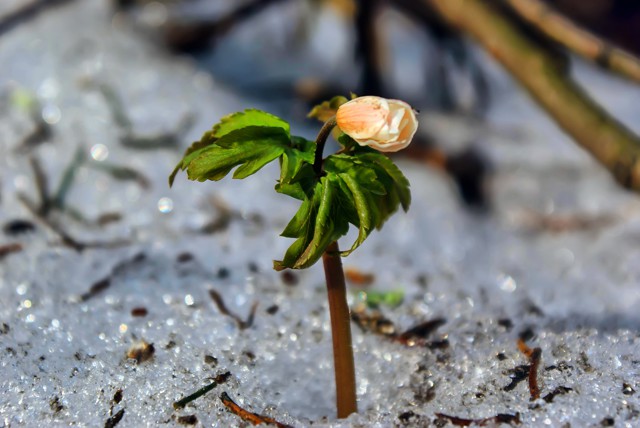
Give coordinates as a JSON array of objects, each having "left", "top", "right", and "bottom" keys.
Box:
[
  {"left": 208, "top": 289, "right": 257, "bottom": 330},
  {"left": 351, "top": 307, "right": 448, "bottom": 348},
  {"left": 0, "top": 0, "right": 76, "bottom": 37},
  {"left": 162, "top": 0, "right": 288, "bottom": 53},
  {"left": 29, "top": 156, "right": 50, "bottom": 215},
  {"left": 104, "top": 408, "right": 125, "bottom": 428},
  {"left": 423, "top": 0, "right": 640, "bottom": 191},
  {"left": 219, "top": 392, "right": 292, "bottom": 428},
  {"left": 172, "top": 372, "right": 230, "bottom": 409},
  {"left": 0, "top": 243, "right": 23, "bottom": 260},
  {"left": 52, "top": 147, "right": 84, "bottom": 210},
  {"left": 517, "top": 338, "right": 542, "bottom": 400},
  {"left": 355, "top": 0, "right": 384, "bottom": 96},
  {"left": 435, "top": 412, "right": 521, "bottom": 426},
  {"left": 17, "top": 193, "right": 84, "bottom": 251},
  {"left": 78, "top": 253, "right": 145, "bottom": 301},
  {"left": 396, "top": 318, "right": 446, "bottom": 346},
  {"left": 505, "top": 0, "right": 640, "bottom": 84}
]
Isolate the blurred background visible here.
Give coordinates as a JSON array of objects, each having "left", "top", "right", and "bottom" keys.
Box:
[{"left": 2, "top": 0, "right": 640, "bottom": 211}]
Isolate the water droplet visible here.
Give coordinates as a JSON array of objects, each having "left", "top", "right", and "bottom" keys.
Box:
[
  {"left": 37, "top": 78, "right": 59, "bottom": 100},
  {"left": 119, "top": 324, "right": 128, "bottom": 334},
  {"left": 498, "top": 274, "right": 517, "bottom": 293},
  {"left": 42, "top": 104, "right": 61, "bottom": 124},
  {"left": 184, "top": 295, "right": 194, "bottom": 306},
  {"left": 16, "top": 283, "right": 28, "bottom": 295},
  {"left": 23, "top": 299, "right": 32, "bottom": 308},
  {"left": 158, "top": 197, "right": 174, "bottom": 213},
  {"left": 90, "top": 144, "right": 109, "bottom": 161}
]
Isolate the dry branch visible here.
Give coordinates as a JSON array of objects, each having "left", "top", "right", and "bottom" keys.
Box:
[
  {"left": 505, "top": 0, "right": 640, "bottom": 84},
  {"left": 423, "top": 0, "right": 640, "bottom": 191}
]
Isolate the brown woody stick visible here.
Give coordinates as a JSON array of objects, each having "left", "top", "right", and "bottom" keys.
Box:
[
  {"left": 423, "top": 0, "right": 640, "bottom": 191},
  {"left": 506, "top": 0, "right": 640, "bottom": 84}
]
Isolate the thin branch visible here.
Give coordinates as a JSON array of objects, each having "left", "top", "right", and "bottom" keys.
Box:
[
  {"left": 505, "top": 0, "right": 640, "bottom": 84},
  {"left": 172, "top": 372, "right": 230, "bottom": 410},
  {"left": 163, "top": 0, "right": 288, "bottom": 53},
  {"left": 355, "top": 0, "right": 384, "bottom": 96},
  {"left": 0, "top": 0, "right": 76, "bottom": 37},
  {"left": 423, "top": 0, "right": 640, "bottom": 191}
]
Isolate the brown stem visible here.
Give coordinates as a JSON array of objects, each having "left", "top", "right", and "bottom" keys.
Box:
[
  {"left": 506, "top": 0, "right": 640, "bottom": 84},
  {"left": 322, "top": 241, "right": 357, "bottom": 418},
  {"left": 313, "top": 116, "right": 337, "bottom": 176},
  {"left": 423, "top": 0, "right": 640, "bottom": 191}
]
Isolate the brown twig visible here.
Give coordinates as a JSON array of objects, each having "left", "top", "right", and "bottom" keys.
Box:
[
  {"left": 162, "top": 0, "right": 288, "bottom": 53},
  {"left": 0, "top": 0, "right": 76, "bottom": 37},
  {"left": 423, "top": 0, "right": 640, "bottom": 191},
  {"left": 78, "top": 253, "right": 145, "bottom": 302},
  {"left": 355, "top": 0, "right": 384, "bottom": 96},
  {"left": 351, "top": 306, "right": 448, "bottom": 348},
  {"left": 0, "top": 243, "right": 23, "bottom": 260},
  {"left": 505, "top": 0, "right": 640, "bottom": 84},
  {"left": 220, "top": 392, "right": 292, "bottom": 428},
  {"left": 208, "top": 289, "right": 257, "bottom": 330},
  {"left": 517, "top": 338, "right": 542, "bottom": 400},
  {"left": 104, "top": 408, "right": 125, "bottom": 428},
  {"left": 435, "top": 412, "right": 521, "bottom": 426}
]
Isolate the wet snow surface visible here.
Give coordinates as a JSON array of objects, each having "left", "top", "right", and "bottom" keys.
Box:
[{"left": 2, "top": 1, "right": 640, "bottom": 427}]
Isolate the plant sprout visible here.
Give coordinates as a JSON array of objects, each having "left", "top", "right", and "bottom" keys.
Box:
[{"left": 170, "top": 95, "right": 417, "bottom": 418}]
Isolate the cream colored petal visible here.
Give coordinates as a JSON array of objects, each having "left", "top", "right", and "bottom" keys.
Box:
[
  {"left": 336, "top": 96, "right": 389, "bottom": 140},
  {"left": 396, "top": 108, "right": 418, "bottom": 143}
]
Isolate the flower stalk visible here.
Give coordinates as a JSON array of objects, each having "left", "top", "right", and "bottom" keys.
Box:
[
  {"left": 323, "top": 241, "right": 358, "bottom": 418},
  {"left": 313, "top": 116, "right": 336, "bottom": 176},
  {"left": 314, "top": 118, "right": 358, "bottom": 418}
]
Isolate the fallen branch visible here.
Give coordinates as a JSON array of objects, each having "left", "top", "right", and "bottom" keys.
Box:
[
  {"left": 435, "top": 412, "right": 521, "bottom": 426},
  {"left": 208, "top": 289, "right": 257, "bottom": 330},
  {"left": 0, "top": 243, "right": 23, "bottom": 260},
  {"left": 517, "top": 338, "right": 542, "bottom": 400},
  {"left": 423, "top": 0, "right": 640, "bottom": 191},
  {"left": 0, "top": 0, "right": 76, "bottom": 37},
  {"left": 506, "top": 0, "right": 640, "bottom": 84},
  {"left": 172, "top": 372, "right": 230, "bottom": 410},
  {"left": 220, "top": 392, "right": 292, "bottom": 428}
]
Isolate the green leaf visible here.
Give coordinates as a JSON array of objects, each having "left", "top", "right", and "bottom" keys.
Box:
[
  {"left": 360, "top": 289, "right": 405, "bottom": 309},
  {"left": 185, "top": 127, "right": 290, "bottom": 182},
  {"left": 169, "top": 130, "right": 219, "bottom": 187},
  {"left": 213, "top": 109, "right": 290, "bottom": 139},
  {"left": 274, "top": 176, "right": 349, "bottom": 270},
  {"left": 357, "top": 152, "right": 411, "bottom": 211},
  {"left": 169, "top": 109, "right": 290, "bottom": 187},
  {"left": 275, "top": 163, "right": 316, "bottom": 201},
  {"left": 280, "top": 136, "right": 315, "bottom": 184},
  {"left": 307, "top": 95, "right": 349, "bottom": 123},
  {"left": 336, "top": 172, "right": 377, "bottom": 255}
]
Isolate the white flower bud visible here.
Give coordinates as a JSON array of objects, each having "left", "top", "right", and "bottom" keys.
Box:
[{"left": 336, "top": 96, "right": 418, "bottom": 152}]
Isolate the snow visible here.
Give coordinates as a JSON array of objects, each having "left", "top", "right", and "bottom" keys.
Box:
[{"left": 1, "top": 1, "right": 640, "bottom": 427}]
